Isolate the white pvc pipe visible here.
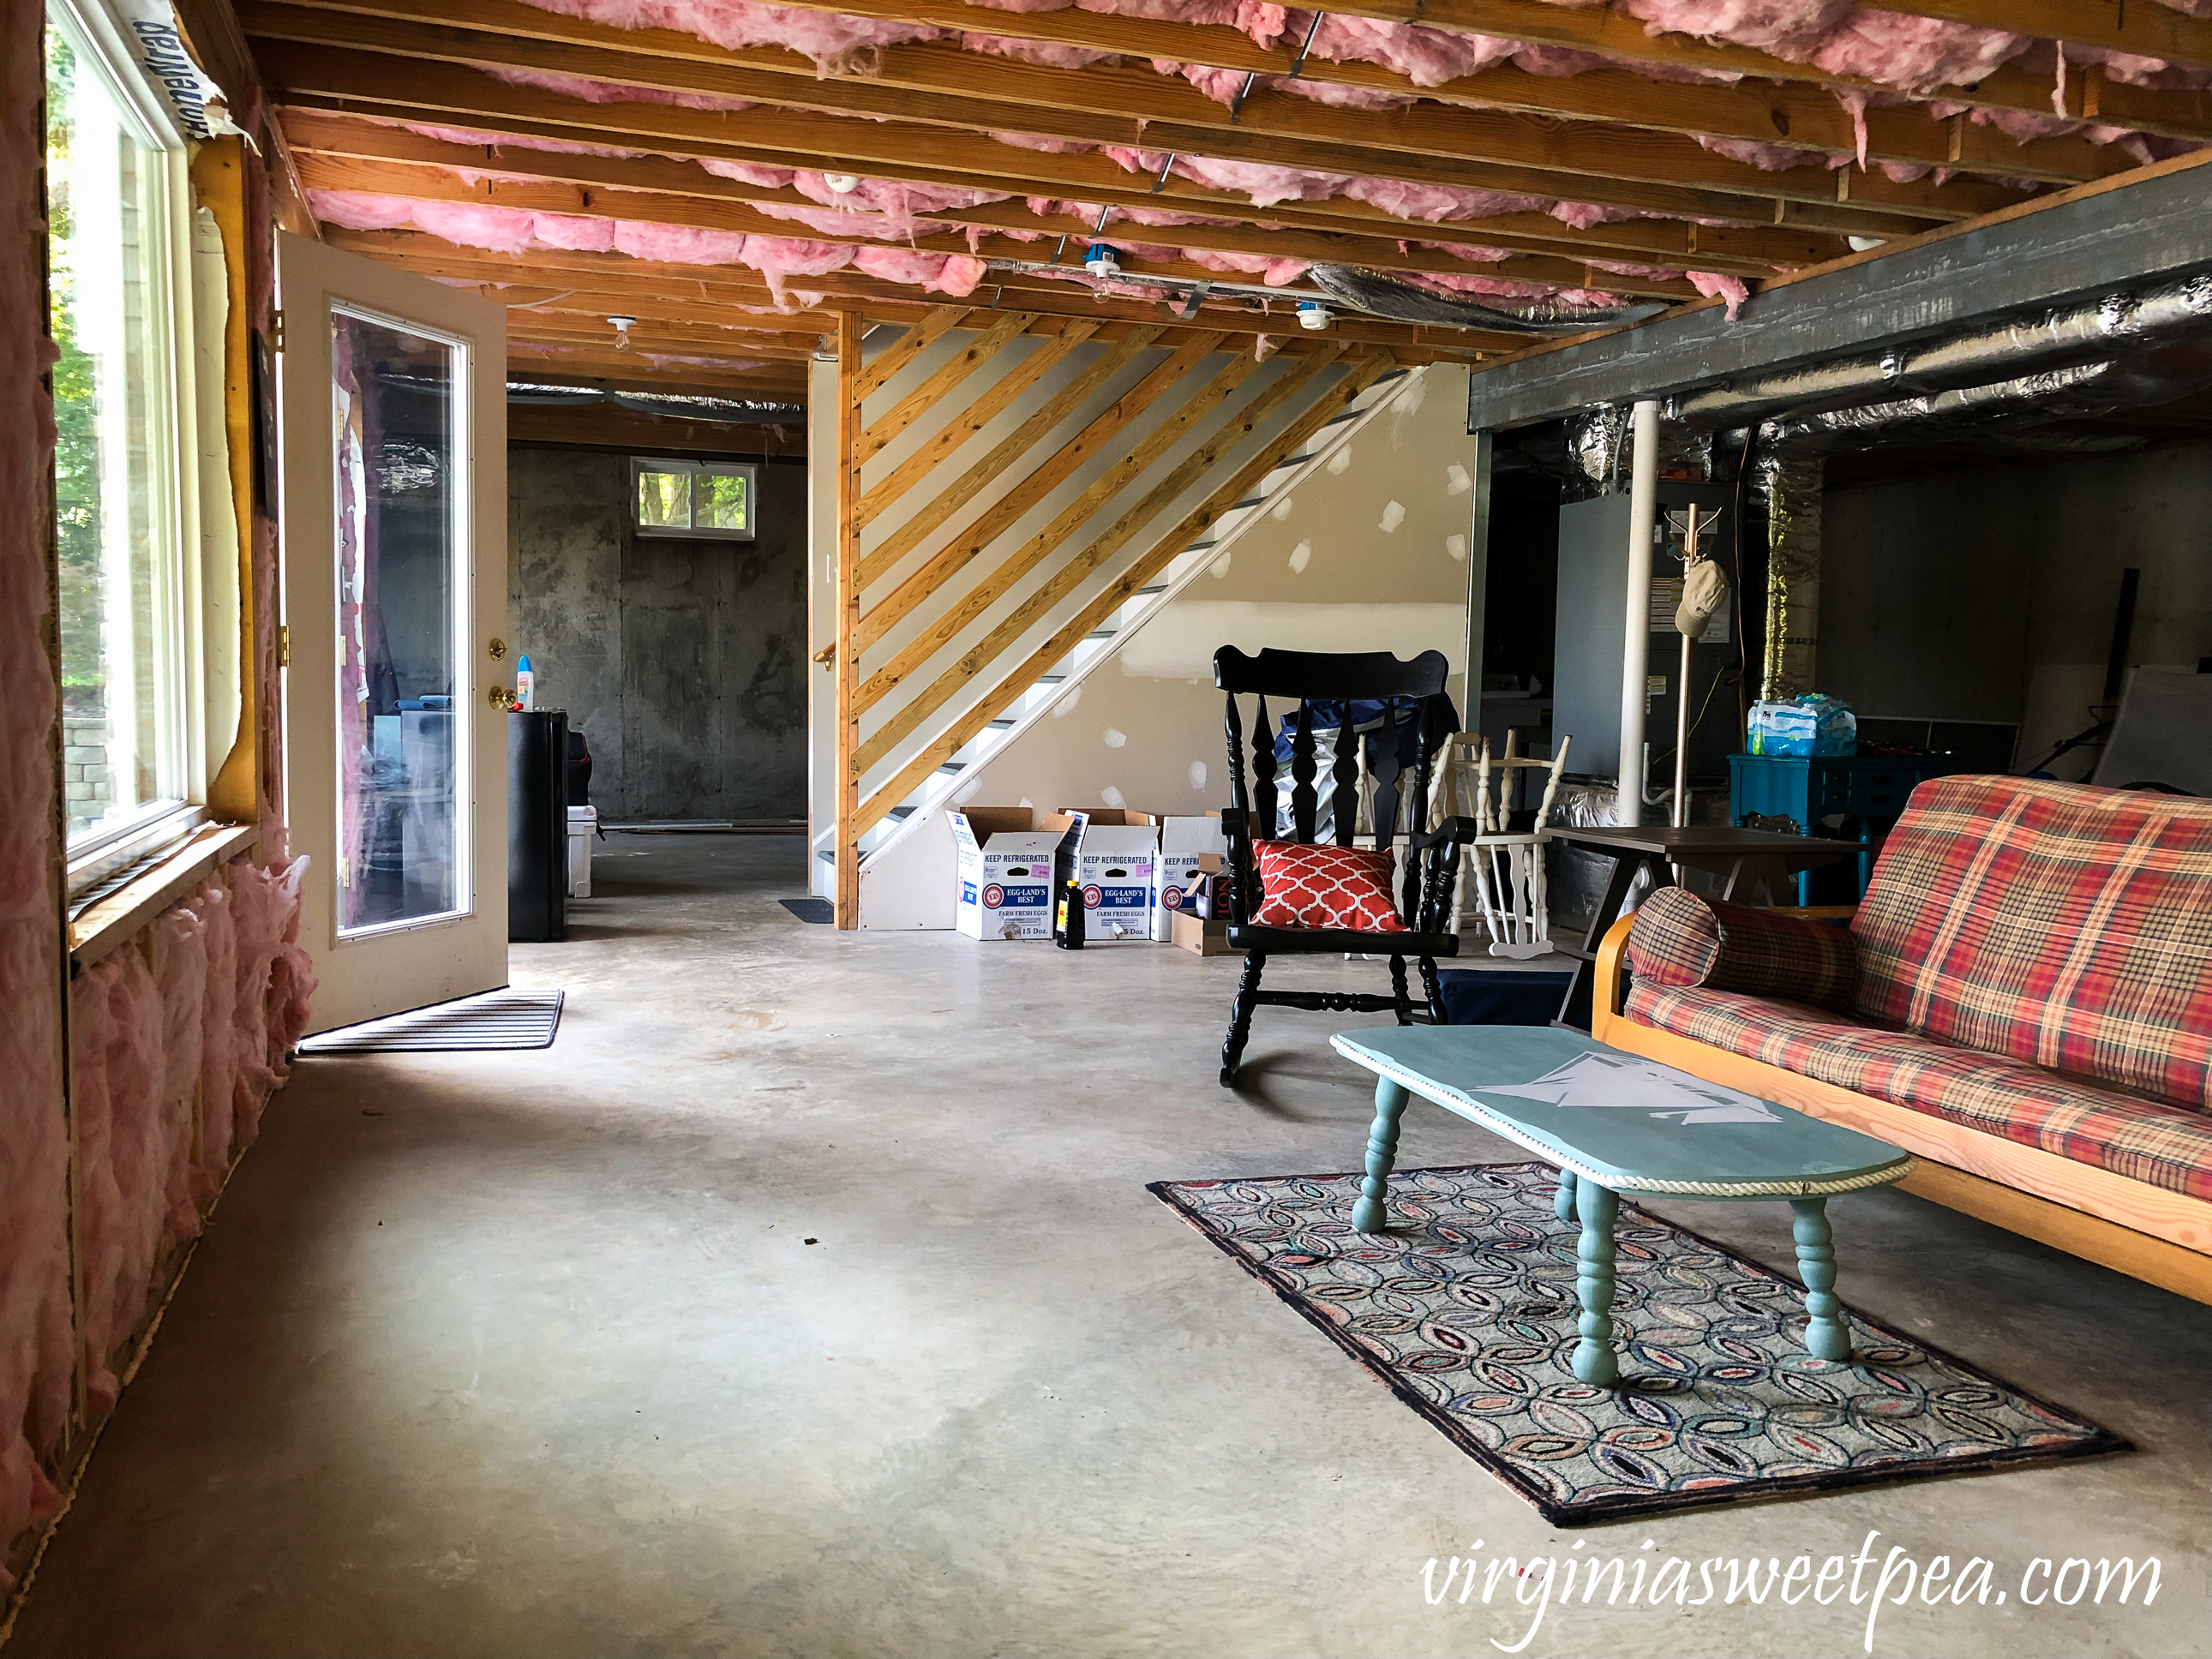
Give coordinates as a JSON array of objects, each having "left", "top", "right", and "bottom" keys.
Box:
[{"left": 1616, "top": 398, "right": 1660, "bottom": 826}]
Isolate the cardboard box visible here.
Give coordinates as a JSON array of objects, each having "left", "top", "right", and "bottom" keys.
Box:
[
  {"left": 1172, "top": 909, "right": 1242, "bottom": 956},
  {"left": 951, "top": 808, "right": 1076, "bottom": 941},
  {"left": 1048, "top": 808, "right": 1160, "bottom": 944},
  {"left": 1151, "top": 815, "right": 1229, "bottom": 940}
]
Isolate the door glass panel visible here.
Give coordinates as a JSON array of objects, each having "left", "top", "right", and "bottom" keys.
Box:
[{"left": 332, "top": 307, "right": 467, "bottom": 933}]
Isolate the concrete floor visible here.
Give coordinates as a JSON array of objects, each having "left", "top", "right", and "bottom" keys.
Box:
[{"left": 9, "top": 833, "right": 2208, "bottom": 1658}]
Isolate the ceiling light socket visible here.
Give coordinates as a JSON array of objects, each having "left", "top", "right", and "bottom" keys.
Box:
[
  {"left": 1296, "top": 301, "right": 1331, "bottom": 331},
  {"left": 823, "top": 173, "right": 860, "bottom": 194},
  {"left": 1084, "top": 241, "right": 1120, "bottom": 278},
  {"left": 607, "top": 314, "right": 637, "bottom": 330}
]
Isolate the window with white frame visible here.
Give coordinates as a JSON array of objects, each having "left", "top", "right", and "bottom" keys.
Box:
[
  {"left": 46, "top": 0, "right": 207, "bottom": 871},
  {"left": 632, "top": 457, "right": 758, "bottom": 539}
]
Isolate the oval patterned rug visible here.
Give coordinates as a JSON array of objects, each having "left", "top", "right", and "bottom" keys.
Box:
[{"left": 1148, "top": 1161, "right": 2125, "bottom": 1524}]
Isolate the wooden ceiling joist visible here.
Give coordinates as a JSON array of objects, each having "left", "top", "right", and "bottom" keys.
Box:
[
  {"left": 291, "top": 151, "right": 1692, "bottom": 308},
  {"left": 279, "top": 102, "right": 1840, "bottom": 278},
  {"left": 645, "top": 0, "right": 2212, "bottom": 147},
  {"left": 322, "top": 226, "right": 1526, "bottom": 357},
  {"left": 234, "top": 0, "right": 2118, "bottom": 207},
  {"left": 282, "top": 115, "right": 1712, "bottom": 296},
  {"left": 242, "top": 16, "right": 2017, "bottom": 234}
]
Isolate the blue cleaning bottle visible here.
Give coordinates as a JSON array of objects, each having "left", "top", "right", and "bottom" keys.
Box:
[{"left": 515, "top": 655, "right": 535, "bottom": 710}]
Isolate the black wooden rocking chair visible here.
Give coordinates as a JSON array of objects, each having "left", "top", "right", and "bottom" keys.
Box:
[{"left": 1214, "top": 645, "right": 1476, "bottom": 1087}]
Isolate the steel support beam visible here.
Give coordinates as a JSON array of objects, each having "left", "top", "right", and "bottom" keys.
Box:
[{"left": 1466, "top": 155, "right": 2212, "bottom": 433}]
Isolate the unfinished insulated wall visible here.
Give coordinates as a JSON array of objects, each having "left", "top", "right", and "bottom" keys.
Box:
[
  {"left": 0, "top": 0, "right": 73, "bottom": 1585},
  {"left": 2, "top": 37, "right": 315, "bottom": 1601}
]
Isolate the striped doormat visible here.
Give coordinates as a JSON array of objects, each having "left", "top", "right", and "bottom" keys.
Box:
[{"left": 297, "top": 990, "right": 564, "bottom": 1054}]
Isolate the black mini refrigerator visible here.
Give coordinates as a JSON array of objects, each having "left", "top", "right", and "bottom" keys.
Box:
[{"left": 508, "top": 709, "right": 568, "bottom": 942}]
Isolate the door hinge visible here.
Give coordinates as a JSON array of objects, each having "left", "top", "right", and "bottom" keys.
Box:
[
  {"left": 279, "top": 623, "right": 291, "bottom": 668},
  {"left": 271, "top": 310, "right": 285, "bottom": 353}
]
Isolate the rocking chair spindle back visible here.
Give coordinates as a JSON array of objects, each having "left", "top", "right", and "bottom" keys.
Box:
[{"left": 1211, "top": 647, "right": 1482, "bottom": 1087}]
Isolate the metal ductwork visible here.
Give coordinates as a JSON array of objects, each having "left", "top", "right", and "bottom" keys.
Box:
[
  {"left": 1759, "top": 340, "right": 2212, "bottom": 453},
  {"left": 1307, "top": 265, "right": 1667, "bottom": 335},
  {"left": 506, "top": 381, "right": 805, "bottom": 424},
  {"left": 1669, "top": 272, "right": 2212, "bottom": 431}
]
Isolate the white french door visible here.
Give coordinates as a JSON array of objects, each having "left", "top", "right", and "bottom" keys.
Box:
[{"left": 277, "top": 232, "right": 510, "bottom": 1032}]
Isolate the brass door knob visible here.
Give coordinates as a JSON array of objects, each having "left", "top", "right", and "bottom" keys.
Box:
[
  {"left": 489, "top": 638, "right": 508, "bottom": 660},
  {"left": 489, "top": 685, "right": 515, "bottom": 710}
]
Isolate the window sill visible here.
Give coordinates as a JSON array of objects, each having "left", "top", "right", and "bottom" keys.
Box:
[{"left": 69, "top": 822, "right": 261, "bottom": 974}]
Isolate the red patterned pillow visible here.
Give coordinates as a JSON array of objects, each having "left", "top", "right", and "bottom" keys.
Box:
[{"left": 1252, "top": 841, "right": 1406, "bottom": 933}]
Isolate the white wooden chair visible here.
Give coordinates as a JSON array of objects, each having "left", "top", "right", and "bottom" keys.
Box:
[{"left": 1427, "top": 731, "right": 1572, "bottom": 958}]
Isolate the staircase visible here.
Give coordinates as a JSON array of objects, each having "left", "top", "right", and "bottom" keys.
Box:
[{"left": 817, "top": 359, "right": 1424, "bottom": 897}]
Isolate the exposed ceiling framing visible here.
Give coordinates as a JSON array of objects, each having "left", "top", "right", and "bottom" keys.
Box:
[{"left": 169, "top": 0, "right": 2212, "bottom": 403}]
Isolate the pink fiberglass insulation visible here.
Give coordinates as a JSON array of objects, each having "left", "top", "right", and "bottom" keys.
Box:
[
  {"left": 849, "top": 246, "right": 991, "bottom": 293},
  {"left": 221, "top": 858, "right": 316, "bottom": 1159},
  {"left": 1688, "top": 270, "right": 1752, "bottom": 319},
  {"left": 69, "top": 859, "right": 311, "bottom": 1425},
  {"left": 71, "top": 945, "right": 173, "bottom": 1418},
  {"left": 399, "top": 121, "right": 647, "bottom": 159},
  {"left": 482, "top": 63, "right": 755, "bottom": 112},
  {"left": 512, "top": 0, "right": 936, "bottom": 74},
  {"left": 309, "top": 188, "right": 872, "bottom": 305},
  {"left": 190, "top": 882, "right": 243, "bottom": 1206},
  {"left": 0, "top": 0, "right": 72, "bottom": 1578}
]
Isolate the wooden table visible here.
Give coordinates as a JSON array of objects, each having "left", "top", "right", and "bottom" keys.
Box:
[
  {"left": 1331, "top": 1024, "right": 1912, "bottom": 1386},
  {"left": 1547, "top": 824, "right": 1858, "bottom": 1029}
]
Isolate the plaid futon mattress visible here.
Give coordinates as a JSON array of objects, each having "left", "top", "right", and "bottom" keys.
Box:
[
  {"left": 1851, "top": 776, "right": 2212, "bottom": 1113},
  {"left": 1625, "top": 981, "right": 2212, "bottom": 1202}
]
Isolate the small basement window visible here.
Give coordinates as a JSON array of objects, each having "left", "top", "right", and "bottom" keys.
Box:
[{"left": 632, "top": 457, "right": 758, "bottom": 540}]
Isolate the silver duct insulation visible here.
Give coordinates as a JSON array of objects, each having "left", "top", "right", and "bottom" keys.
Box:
[
  {"left": 1754, "top": 450, "right": 1822, "bottom": 701},
  {"left": 1670, "top": 272, "right": 2212, "bottom": 430},
  {"left": 1307, "top": 267, "right": 1666, "bottom": 334},
  {"left": 1760, "top": 343, "right": 2212, "bottom": 452},
  {"left": 1562, "top": 405, "right": 1712, "bottom": 499}
]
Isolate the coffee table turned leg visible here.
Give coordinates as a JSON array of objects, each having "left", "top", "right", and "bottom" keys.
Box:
[
  {"left": 1352, "top": 1076, "right": 1410, "bottom": 1234},
  {"left": 1553, "top": 1168, "right": 1577, "bottom": 1224},
  {"left": 1572, "top": 1181, "right": 1621, "bottom": 1386},
  {"left": 1789, "top": 1197, "right": 1852, "bottom": 1363}
]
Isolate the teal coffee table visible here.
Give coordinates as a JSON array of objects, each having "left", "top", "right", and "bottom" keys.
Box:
[{"left": 1330, "top": 1025, "right": 1913, "bottom": 1386}]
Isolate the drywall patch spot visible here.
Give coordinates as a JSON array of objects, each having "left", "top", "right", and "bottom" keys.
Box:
[
  {"left": 1052, "top": 684, "right": 1081, "bottom": 716},
  {"left": 1399, "top": 368, "right": 1429, "bottom": 414},
  {"left": 1271, "top": 495, "right": 1295, "bottom": 521},
  {"left": 954, "top": 776, "right": 982, "bottom": 804},
  {"left": 1103, "top": 727, "right": 1127, "bottom": 748},
  {"left": 1446, "top": 533, "right": 1468, "bottom": 562},
  {"left": 1327, "top": 446, "right": 1353, "bottom": 476},
  {"left": 1210, "top": 553, "right": 1232, "bottom": 578},
  {"left": 1018, "top": 797, "right": 1034, "bottom": 809},
  {"left": 1446, "top": 464, "right": 1472, "bottom": 496},
  {"left": 1289, "top": 540, "right": 1312, "bottom": 574},
  {"left": 1189, "top": 759, "right": 1208, "bottom": 792},
  {"left": 1379, "top": 500, "right": 1406, "bottom": 534},
  {"left": 1101, "top": 784, "right": 1126, "bottom": 809}
]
